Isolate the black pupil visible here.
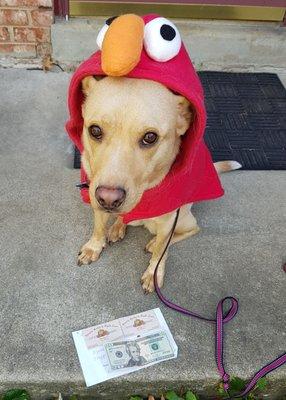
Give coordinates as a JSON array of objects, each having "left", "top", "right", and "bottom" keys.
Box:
[
  {"left": 144, "top": 133, "right": 156, "bottom": 143},
  {"left": 90, "top": 126, "right": 101, "bottom": 137},
  {"left": 106, "top": 16, "right": 118, "bottom": 26},
  {"left": 160, "top": 24, "right": 176, "bottom": 41}
]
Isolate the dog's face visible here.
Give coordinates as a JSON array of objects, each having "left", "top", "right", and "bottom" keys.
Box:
[{"left": 81, "top": 76, "right": 192, "bottom": 214}]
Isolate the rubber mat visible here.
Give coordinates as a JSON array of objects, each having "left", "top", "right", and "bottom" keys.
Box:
[{"left": 74, "top": 72, "right": 286, "bottom": 170}]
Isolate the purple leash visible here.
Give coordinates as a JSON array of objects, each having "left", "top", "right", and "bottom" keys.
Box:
[{"left": 153, "top": 208, "right": 286, "bottom": 399}]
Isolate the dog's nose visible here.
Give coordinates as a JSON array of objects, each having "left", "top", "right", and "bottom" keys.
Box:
[{"left": 95, "top": 186, "right": 126, "bottom": 210}]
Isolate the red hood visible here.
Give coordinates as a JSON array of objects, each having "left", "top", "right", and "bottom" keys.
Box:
[{"left": 66, "top": 14, "right": 224, "bottom": 223}]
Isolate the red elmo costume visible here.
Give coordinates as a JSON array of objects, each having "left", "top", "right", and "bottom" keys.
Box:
[{"left": 66, "top": 14, "right": 224, "bottom": 224}]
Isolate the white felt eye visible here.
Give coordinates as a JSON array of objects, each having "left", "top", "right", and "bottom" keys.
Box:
[
  {"left": 96, "top": 24, "right": 108, "bottom": 49},
  {"left": 144, "top": 17, "right": 181, "bottom": 62},
  {"left": 96, "top": 16, "right": 118, "bottom": 50}
]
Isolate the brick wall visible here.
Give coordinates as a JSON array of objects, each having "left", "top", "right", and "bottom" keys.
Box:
[{"left": 0, "top": 0, "right": 53, "bottom": 60}]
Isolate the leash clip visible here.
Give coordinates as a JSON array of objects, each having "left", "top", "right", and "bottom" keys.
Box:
[{"left": 222, "top": 373, "right": 230, "bottom": 391}]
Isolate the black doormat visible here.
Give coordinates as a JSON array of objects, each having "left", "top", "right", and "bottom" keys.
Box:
[{"left": 74, "top": 72, "right": 286, "bottom": 170}]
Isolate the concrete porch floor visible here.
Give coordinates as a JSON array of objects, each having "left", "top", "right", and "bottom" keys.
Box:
[{"left": 0, "top": 69, "right": 285, "bottom": 399}]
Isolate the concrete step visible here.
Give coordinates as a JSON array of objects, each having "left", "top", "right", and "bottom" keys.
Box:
[
  {"left": 0, "top": 69, "right": 285, "bottom": 399},
  {"left": 51, "top": 18, "right": 286, "bottom": 74}
]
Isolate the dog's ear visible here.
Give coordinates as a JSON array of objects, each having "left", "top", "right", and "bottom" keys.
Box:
[
  {"left": 175, "top": 96, "right": 193, "bottom": 136},
  {"left": 81, "top": 76, "right": 97, "bottom": 96}
]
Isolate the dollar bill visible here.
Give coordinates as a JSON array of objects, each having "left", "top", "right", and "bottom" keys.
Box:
[
  {"left": 72, "top": 308, "right": 178, "bottom": 386},
  {"left": 105, "top": 331, "right": 174, "bottom": 370}
]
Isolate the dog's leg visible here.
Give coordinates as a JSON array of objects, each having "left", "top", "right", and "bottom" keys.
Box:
[
  {"left": 141, "top": 206, "right": 200, "bottom": 292},
  {"left": 145, "top": 205, "right": 199, "bottom": 254},
  {"left": 141, "top": 235, "right": 169, "bottom": 293},
  {"left": 171, "top": 226, "right": 200, "bottom": 244},
  {"left": 107, "top": 216, "right": 127, "bottom": 243},
  {"left": 145, "top": 225, "right": 200, "bottom": 254},
  {"left": 77, "top": 209, "right": 110, "bottom": 266},
  {"left": 145, "top": 236, "right": 156, "bottom": 253},
  {"left": 141, "top": 216, "right": 175, "bottom": 293}
]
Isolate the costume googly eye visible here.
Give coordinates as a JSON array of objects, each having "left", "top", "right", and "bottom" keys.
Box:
[
  {"left": 144, "top": 17, "right": 181, "bottom": 62},
  {"left": 96, "top": 16, "right": 118, "bottom": 49}
]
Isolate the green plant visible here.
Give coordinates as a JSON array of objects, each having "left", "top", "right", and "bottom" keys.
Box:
[
  {"left": 1, "top": 389, "right": 30, "bottom": 400},
  {"left": 130, "top": 376, "right": 269, "bottom": 399},
  {"left": 216, "top": 376, "right": 268, "bottom": 399},
  {"left": 129, "top": 390, "right": 198, "bottom": 400},
  {"left": 0, "top": 377, "right": 269, "bottom": 400}
]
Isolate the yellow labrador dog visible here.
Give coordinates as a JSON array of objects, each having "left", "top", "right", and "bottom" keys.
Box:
[{"left": 77, "top": 76, "right": 240, "bottom": 293}]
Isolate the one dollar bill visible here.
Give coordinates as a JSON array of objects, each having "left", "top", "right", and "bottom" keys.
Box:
[{"left": 105, "top": 331, "right": 174, "bottom": 370}]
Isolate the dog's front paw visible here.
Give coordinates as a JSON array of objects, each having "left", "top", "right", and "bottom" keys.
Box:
[
  {"left": 77, "top": 239, "right": 105, "bottom": 266},
  {"left": 107, "top": 218, "right": 126, "bottom": 243},
  {"left": 141, "top": 268, "right": 164, "bottom": 294}
]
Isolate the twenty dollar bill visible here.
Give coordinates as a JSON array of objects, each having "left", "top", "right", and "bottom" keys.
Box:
[
  {"left": 105, "top": 331, "right": 174, "bottom": 370},
  {"left": 72, "top": 308, "right": 178, "bottom": 386}
]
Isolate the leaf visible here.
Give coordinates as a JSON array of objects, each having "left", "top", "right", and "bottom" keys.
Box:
[
  {"left": 229, "top": 377, "right": 246, "bottom": 391},
  {"left": 216, "top": 382, "right": 227, "bottom": 397},
  {"left": 2, "top": 389, "right": 30, "bottom": 400},
  {"left": 217, "top": 388, "right": 227, "bottom": 396},
  {"left": 185, "top": 391, "right": 198, "bottom": 400},
  {"left": 129, "top": 397, "right": 143, "bottom": 400},
  {"left": 255, "top": 377, "right": 267, "bottom": 391},
  {"left": 165, "top": 391, "right": 184, "bottom": 400}
]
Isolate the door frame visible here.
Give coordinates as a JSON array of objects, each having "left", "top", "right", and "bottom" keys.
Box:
[{"left": 54, "top": 0, "right": 286, "bottom": 25}]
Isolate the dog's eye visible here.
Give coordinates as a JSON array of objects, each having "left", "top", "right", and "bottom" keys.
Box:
[
  {"left": 96, "top": 16, "right": 118, "bottom": 49},
  {"left": 144, "top": 17, "right": 181, "bottom": 62},
  {"left": 140, "top": 131, "right": 158, "bottom": 146},
  {"left": 89, "top": 125, "right": 103, "bottom": 141}
]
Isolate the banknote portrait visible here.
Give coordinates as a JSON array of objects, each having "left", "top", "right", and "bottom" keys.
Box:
[{"left": 126, "top": 341, "right": 147, "bottom": 367}]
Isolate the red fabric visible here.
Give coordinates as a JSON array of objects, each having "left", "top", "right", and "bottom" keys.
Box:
[{"left": 66, "top": 14, "right": 224, "bottom": 224}]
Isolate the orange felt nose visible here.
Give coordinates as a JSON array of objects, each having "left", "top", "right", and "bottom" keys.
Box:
[{"left": 101, "top": 14, "right": 144, "bottom": 77}]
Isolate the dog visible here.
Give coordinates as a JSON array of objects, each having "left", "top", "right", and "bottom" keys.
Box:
[{"left": 77, "top": 75, "right": 241, "bottom": 293}]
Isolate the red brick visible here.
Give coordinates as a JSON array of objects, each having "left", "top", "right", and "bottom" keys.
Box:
[
  {"left": 14, "top": 26, "right": 35, "bottom": 42},
  {"left": 36, "top": 41, "right": 51, "bottom": 56},
  {"left": 0, "top": 42, "right": 36, "bottom": 56},
  {"left": 0, "top": 0, "right": 52, "bottom": 6},
  {"left": 0, "top": 26, "right": 10, "bottom": 41},
  {"left": 0, "top": 43, "right": 13, "bottom": 52},
  {"left": 30, "top": 9, "right": 53, "bottom": 27},
  {"left": 0, "top": 9, "right": 28, "bottom": 26},
  {"left": 34, "top": 26, "right": 50, "bottom": 41},
  {"left": 14, "top": 27, "right": 50, "bottom": 42}
]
